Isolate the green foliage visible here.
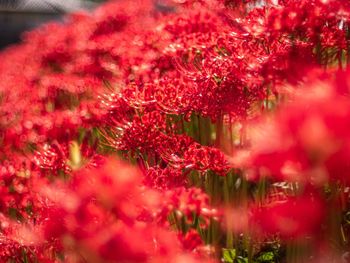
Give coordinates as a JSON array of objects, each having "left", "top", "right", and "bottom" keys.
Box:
[
  {"left": 256, "top": 251, "right": 275, "bottom": 262},
  {"left": 222, "top": 248, "right": 236, "bottom": 263}
]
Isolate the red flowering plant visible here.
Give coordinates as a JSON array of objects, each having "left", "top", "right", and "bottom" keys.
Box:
[{"left": 0, "top": 0, "right": 350, "bottom": 262}]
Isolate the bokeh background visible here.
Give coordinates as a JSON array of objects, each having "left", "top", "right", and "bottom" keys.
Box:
[{"left": 0, "top": 0, "right": 105, "bottom": 48}]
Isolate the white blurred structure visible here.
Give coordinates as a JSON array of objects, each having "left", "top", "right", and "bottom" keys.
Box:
[
  {"left": 0, "top": 0, "right": 100, "bottom": 48},
  {"left": 0, "top": 0, "right": 96, "bottom": 13}
]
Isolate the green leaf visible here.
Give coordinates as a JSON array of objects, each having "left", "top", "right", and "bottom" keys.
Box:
[
  {"left": 256, "top": 251, "right": 275, "bottom": 262},
  {"left": 236, "top": 256, "right": 248, "bottom": 263},
  {"left": 222, "top": 248, "right": 236, "bottom": 263}
]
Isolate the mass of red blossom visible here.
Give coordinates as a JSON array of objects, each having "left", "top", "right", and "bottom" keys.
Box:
[{"left": 0, "top": 0, "right": 350, "bottom": 262}]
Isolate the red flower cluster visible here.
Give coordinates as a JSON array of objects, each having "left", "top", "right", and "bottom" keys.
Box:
[{"left": 0, "top": 0, "right": 350, "bottom": 261}]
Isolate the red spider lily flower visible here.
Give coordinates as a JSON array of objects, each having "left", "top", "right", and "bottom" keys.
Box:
[
  {"left": 235, "top": 71, "right": 350, "bottom": 184},
  {"left": 145, "top": 166, "right": 188, "bottom": 190},
  {"left": 250, "top": 192, "right": 325, "bottom": 239},
  {"left": 31, "top": 158, "right": 203, "bottom": 262},
  {"left": 179, "top": 228, "right": 204, "bottom": 251},
  {"left": 184, "top": 143, "right": 230, "bottom": 175}
]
